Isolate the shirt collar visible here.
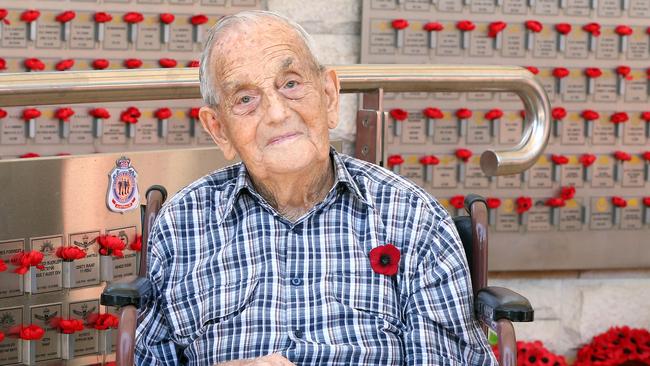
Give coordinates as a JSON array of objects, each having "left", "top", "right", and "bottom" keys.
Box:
[{"left": 217, "top": 147, "right": 372, "bottom": 224}]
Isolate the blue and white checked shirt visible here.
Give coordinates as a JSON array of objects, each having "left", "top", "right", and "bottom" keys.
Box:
[{"left": 135, "top": 148, "right": 497, "bottom": 365}]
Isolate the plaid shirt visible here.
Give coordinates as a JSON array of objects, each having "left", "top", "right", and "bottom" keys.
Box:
[{"left": 135, "top": 148, "right": 497, "bottom": 366}]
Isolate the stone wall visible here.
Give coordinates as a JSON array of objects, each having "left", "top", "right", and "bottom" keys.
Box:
[{"left": 265, "top": 0, "right": 650, "bottom": 358}]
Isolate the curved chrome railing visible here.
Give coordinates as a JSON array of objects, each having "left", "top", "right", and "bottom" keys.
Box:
[{"left": 0, "top": 65, "right": 550, "bottom": 176}]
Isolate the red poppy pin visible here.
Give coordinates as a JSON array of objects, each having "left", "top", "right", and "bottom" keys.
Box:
[{"left": 369, "top": 244, "right": 400, "bottom": 276}]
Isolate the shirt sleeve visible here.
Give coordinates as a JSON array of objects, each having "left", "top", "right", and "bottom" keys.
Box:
[
  {"left": 134, "top": 214, "right": 183, "bottom": 365},
  {"left": 402, "top": 214, "right": 498, "bottom": 366}
]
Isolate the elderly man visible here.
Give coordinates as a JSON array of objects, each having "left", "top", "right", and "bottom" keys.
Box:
[{"left": 135, "top": 10, "right": 497, "bottom": 366}]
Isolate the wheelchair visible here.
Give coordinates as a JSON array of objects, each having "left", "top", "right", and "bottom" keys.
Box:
[{"left": 101, "top": 187, "right": 533, "bottom": 366}]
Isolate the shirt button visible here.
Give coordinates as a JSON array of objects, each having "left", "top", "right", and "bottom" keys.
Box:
[
  {"left": 290, "top": 277, "right": 303, "bottom": 286},
  {"left": 293, "top": 329, "right": 303, "bottom": 338}
]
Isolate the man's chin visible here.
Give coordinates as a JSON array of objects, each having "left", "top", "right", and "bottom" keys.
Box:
[{"left": 262, "top": 145, "right": 319, "bottom": 172}]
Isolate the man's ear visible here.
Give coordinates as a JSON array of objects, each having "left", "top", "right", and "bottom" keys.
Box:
[
  {"left": 198, "top": 106, "right": 237, "bottom": 160},
  {"left": 322, "top": 68, "right": 340, "bottom": 130}
]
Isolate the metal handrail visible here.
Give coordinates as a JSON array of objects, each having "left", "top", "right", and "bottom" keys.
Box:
[{"left": 0, "top": 65, "right": 550, "bottom": 176}]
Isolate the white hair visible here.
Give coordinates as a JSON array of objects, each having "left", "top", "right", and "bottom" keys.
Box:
[{"left": 199, "top": 10, "right": 323, "bottom": 107}]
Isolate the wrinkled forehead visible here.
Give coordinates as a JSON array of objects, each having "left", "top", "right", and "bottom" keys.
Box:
[{"left": 210, "top": 20, "right": 316, "bottom": 88}]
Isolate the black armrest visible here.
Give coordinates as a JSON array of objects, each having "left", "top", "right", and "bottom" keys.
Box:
[
  {"left": 101, "top": 276, "right": 152, "bottom": 309},
  {"left": 476, "top": 286, "right": 534, "bottom": 326}
]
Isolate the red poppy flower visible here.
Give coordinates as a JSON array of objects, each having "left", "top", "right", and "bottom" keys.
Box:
[
  {"left": 456, "top": 108, "right": 472, "bottom": 119},
  {"left": 553, "top": 68, "right": 569, "bottom": 78},
  {"left": 97, "top": 235, "right": 126, "bottom": 257},
  {"left": 455, "top": 148, "right": 472, "bottom": 162},
  {"left": 485, "top": 109, "right": 503, "bottom": 120},
  {"left": 10, "top": 251, "right": 45, "bottom": 275},
  {"left": 55, "top": 246, "right": 86, "bottom": 261},
  {"left": 0, "top": 9, "right": 9, "bottom": 25},
  {"left": 423, "top": 107, "right": 443, "bottom": 119},
  {"left": 57, "top": 319, "right": 84, "bottom": 334},
  {"left": 20, "top": 10, "right": 40, "bottom": 22},
  {"left": 120, "top": 107, "right": 141, "bottom": 125},
  {"left": 582, "top": 23, "right": 601, "bottom": 36},
  {"left": 123, "top": 12, "right": 144, "bottom": 24},
  {"left": 449, "top": 195, "right": 465, "bottom": 209},
  {"left": 643, "top": 197, "right": 650, "bottom": 207},
  {"left": 525, "top": 20, "right": 543, "bottom": 32},
  {"left": 574, "top": 327, "right": 650, "bottom": 366},
  {"left": 552, "top": 107, "right": 567, "bottom": 120},
  {"left": 456, "top": 20, "right": 475, "bottom": 31},
  {"left": 581, "top": 110, "right": 599, "bottom": 121},
  {"left": 610, "top": 112, "right": 629, "bottom": 124},
  {"left": 22, "top": 108, "right": 41, "bottom": 120},
  {"left": 154, "top": 107, "right": 172, "bottom": 119},
  {"left": 0, "top": 331, "right": 4, "bottom": 343},
  {"left": 525, "top": 66, "right": 539, "bottom": 75},
  {"left": 585, "top": 67, "right": 602, "bottom": 78},
  {"left": 616, "top": 66, "right": 631, "bottom": 78},
  {"left": 89, "top": 108, "right": 110, "bottom": 119},
  {"left": 611, "top": 196, "right": 627, "bottom": 208},
  {"left": 613, "top": 151, "right": 632, "bottom": 161},
  {"left": 516, "top": 196, "right": 533, "bottom": 214},
  {"left": 486, "top": 198, "right": 501, "bottom": 209},
  {"left": 187, "top": 60, "right": 200, "bottom": 67},
  {"left": 19, "top": 324, "right": 45, "bottom": 340},
  {"left": 487, "top": 22, "right": 507, "bottom": 37},
  {"left": 91, "top": 313, "right": 119, "bottom": 330},
  {"left": 56, "top": 11, "right": 76, "bottom": 23},
  {"left": 92, "top": 59, "right": 110, "bottom": 70},
  {"left": 0, "top": 258, "right": 7, "bottom": 272},
  {"left": 160, "top": 13, "right": 175, "bottom": 24},
  {"left": 392, "top": 19, "right": 409, "bottom": 30},
  {"left": 189, "top": 108, "right": 200, "bottom": 119},
  {"left": 130, "top": 235, "right": 142, "bottom": 251},
  {"left": 551, "top": 154, "right": 569, "bottom": 165},
  {"left": 0, "top": 108, "right": 6, "bottom": 119},
  {"left": 389, "top": 108, "right": 408, "bottom": 121},
  {"left": 545, "top": 197, "right": 565, "bottom": 208},
  {"left": 423, "top": 22, "right": 443, "bottom": 32},
  {"left": 158, "top": 58, "right": 177, "bottom": 68},
  {"left": 94, "top": 12, "right": 112, "bottom": 23},
  {"left": 0, "top": 58, "right": 6, "bottom": 70},
  {"left": 55, "top": 59, "right": 75, "bottom": 71},
  {"left": 55, "top": 107, "right": 75, "bottom": 121},
  {"left": 419, "top": 155, "right": 439, "bottom": 166},
  {"left": 24, "top": 58, "right": 45, "bottom": 71},
  {"left": 560, "top": 186, "right": 576, "bottom": 200},
  {"left": 369, "top": 244, "right": 400, "bottom": 276},
  {"left": 615, "top": 25, "right": 633, "bottom": 36},
  {"left": 124, "top": 58, "right": 143, "bottom": 69},
  {"left": 20, "top": 153, "right": 40, "bottom": 159},
  {"left": 555, "top": 23, "right": 572, "bottom": 34},
  {"left": 387, "top": 155, "right": 404, "bottom": 167},
  {"left": 190, "top": 14, "right": 208, "bottom": 26}
]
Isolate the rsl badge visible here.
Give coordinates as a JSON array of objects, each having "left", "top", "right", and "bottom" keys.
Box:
[{"left": 107, "top": 156, "right": 140, "bottom": 213}]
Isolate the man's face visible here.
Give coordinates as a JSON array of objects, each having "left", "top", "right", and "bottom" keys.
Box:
[{"left": 199, "top": 20, "right": 340, "bottom": 179}]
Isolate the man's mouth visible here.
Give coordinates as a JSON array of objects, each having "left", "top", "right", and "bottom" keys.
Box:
[{"left": 268, "top": 132, "right": 301, "bottom": 145}]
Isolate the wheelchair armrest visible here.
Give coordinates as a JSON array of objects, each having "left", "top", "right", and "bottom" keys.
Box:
[
  {"left": 101, "top": 276, "right": 152, "bottom": 309},
  {"left": 475, "top": 286, "right": 534, "bottom": 327}
]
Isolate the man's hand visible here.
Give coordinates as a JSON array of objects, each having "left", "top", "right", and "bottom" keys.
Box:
[{"left": 216, "top": 354, "right": 295, "bottom": 366}]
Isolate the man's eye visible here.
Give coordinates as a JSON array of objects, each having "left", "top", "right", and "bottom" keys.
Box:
[
  {"left": 239, "top": 95, "right": 252, "bottom": 104},
  {"left": 285, "top": 80, "right": 297, "bottom": 89}
]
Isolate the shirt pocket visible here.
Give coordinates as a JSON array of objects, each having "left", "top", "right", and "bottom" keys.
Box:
[
  {"left": 326, "top": 271, "right": 403, "bottom": 331},
  {"left": 199, "top": 277, "right": 260, "bottom": 329},
  {"left": 170, "top": 277, "right": 260, "bottom": 338}
]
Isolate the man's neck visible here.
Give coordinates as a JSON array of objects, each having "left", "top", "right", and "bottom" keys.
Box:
[{"left": 249, "top": 156, "right": 335, "bottom": 222}]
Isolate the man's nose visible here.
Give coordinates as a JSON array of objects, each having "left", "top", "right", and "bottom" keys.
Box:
[{"left": 263, "top": 90, "right": 290, "bottom": 125}]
